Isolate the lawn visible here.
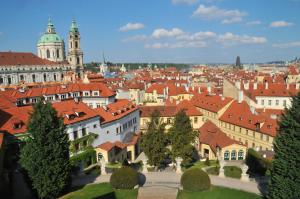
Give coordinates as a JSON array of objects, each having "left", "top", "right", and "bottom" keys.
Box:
[
  {"left": 183, "top": 160, "right": 219, "bottom": 172},
  {"left": 61, "top": 183, "right": 138, "bottom": 199},
  {"left": 177, "top": 186, "right": 261, "bottom": 199},
  {"left": 224, "top": 166, "right": 242, "bottom": 179}
]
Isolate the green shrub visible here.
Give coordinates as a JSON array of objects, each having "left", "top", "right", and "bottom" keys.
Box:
[
  {"left": 205, "top": 158, "right": 210, "bottom": 166},
  {"left": 246, "top": 149, "right": 272, "bottom": 176},
  {"left": 224, "top": 166, "right": 242, "bottom": 179},
  {"left": 110, "top": 167, "right": 139, "bottom": 189},
  {"left": 181, "top": 168, "right": 211, "bottom": 191},
  {"left": 70, "top": 148, "right": 96, "bottom": 168},
  {"left": 84, "top": 165, "right": 100, "bottom": 176},
  {"left": 206, "top": 166, "right": 220, "bottom": 175}
]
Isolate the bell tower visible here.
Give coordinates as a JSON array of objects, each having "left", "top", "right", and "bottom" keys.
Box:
[{"left": 68, "top": 19, "right": 84, "bottom": 78}]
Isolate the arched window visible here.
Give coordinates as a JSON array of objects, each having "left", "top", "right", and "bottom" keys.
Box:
[
  {"left": 231, "top": 150, "right": 237, "bottom": 160},
  {"left": 46, "top": 49, "right": 50, "bottom": 58},
  {"left": 238, "top": 150, "right": 244, "bottom": 160},
  {"left": 61, "top": 74, "right": 64, "bottom": 79},
  {"left": 70, "top": 42, "right": 72, "bottom": 48},
  {"left": 32, "top": 74, "right": 36, "bottom": 83},
  {"left": 43, "top": 74, "right": 47, "bottom": 82},
  {"left": 54, "top": 74, "right": 57, "bottom": 81},
  {"left": 0, "top": 77, "right": 3, "bottom": 84},
  {"left": 224, "top": 150, "right": 230, "bottom": 160},
  {"left": 56, "top": 49, "right": 60, "bottom": 58},
  {"left": 8, "top": 76, "right": 12, "bottom": 84},
  {"left": 77, "top": 57, "right": 80, "bottom": 65},
  {"left": 20, "top": 75, "right": 24, "bottom": 81},
  {"left": 75, "top": 41, "right": 78, "bottom": 48}
]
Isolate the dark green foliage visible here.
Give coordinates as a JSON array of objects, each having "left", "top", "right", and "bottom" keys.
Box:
[
  {"left": 70, "top": 147, "right": 96, "bottom": 168},
  {"left": 168, "top": 110, "right": 197, "bottom": 165},
  {"left": 224, "top": 166, "right": 242, "bottom": 179},
  {"left": 268, "top": 93, "right": 300, "bottom": 199},
  {"left": 141, "top": 110, "right": 168, "bottom": 168},
  {"left": 246, "top": 148, "right": 272, "bottom": 176},
  {"left": 205, "top": 157, "right": 210, "bottom": 166},
  {"left": 181, "top": 168, "right": 211, "bottom": 191},
  {"left": 110, "top": 167, "right": 139, "bottom": 189},
  {"left": 19, "top": 101, "right": 70, "bottom": 199},
  {"left": 206, "top": 166, "right": 220, "bottom": 175}
]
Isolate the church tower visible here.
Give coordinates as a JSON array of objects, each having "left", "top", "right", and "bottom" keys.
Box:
[{"left": 68, "top": 19, "right": 84, "bottom": 78}]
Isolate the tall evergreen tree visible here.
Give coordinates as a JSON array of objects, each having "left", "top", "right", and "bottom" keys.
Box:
[
  {"left": 20, "top": 101, "right": 71, "bottom": 199},
  {"left": 168, "top": 110, "right": 197, "bottom": 165},
  {"left": 268, "top": 93, "right": 300, "bottom": 199},
  {"left": 141, "top": 110, "right": 168, "bottom": 168}
]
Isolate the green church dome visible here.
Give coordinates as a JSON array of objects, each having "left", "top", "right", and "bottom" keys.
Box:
[{"left": 38, "top": 33, "right": 63, "bottom": 44}]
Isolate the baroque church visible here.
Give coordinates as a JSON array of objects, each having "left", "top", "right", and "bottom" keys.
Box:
[{"left": 0, "top": 18, "right": 84, "bottom": 86}]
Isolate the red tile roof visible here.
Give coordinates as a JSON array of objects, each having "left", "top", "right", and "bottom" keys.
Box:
[
  {"left": 52, "top": 100, "right": 99, "bottom": 125},
  {"left": 219, "top": 100, "right": 277, "bottom": 137},
  {"left": 191, "top": 93, "right": 233, "bottom": 113},
  {"left": 94, "top": 99, "right": 138, "bottom": 124},
  {"left": 0, "top": 52, "right": 67, "bottom": 65},
  {"left": 97, "top": 133, "right": 140, "bottom": 151},
  {"left": 199, "top": 121, "right": 244, "bottom": 153}
]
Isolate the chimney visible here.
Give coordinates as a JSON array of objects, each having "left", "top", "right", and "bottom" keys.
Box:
[
  {"left": 235, "top": 81, "right": 241, "bottom": 90},
  {"left": 296, "top": 83, "right": 300, "bottom": 90},
  {"left": 198, "top": 86, "right": 201, "bottom": 93},
  {"left": 238, "top": 90, "right": 244, "bottom": 103},
  {"left": 265, "top": 81, "right": 269, "bottom": 89},
  {"left": 207, "top": 85, "right": 211, "bottom": 94},
  {"left": 253, "top": 82, "right": 257, "bottom": 90},
  {"left": 286, "top": 83, "right": 289, "bottom": 90},
  {"left": 244, "top": 81, "right": 249, "bottom": 90}
]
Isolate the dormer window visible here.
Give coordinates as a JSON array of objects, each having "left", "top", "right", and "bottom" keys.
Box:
[
  {"left": 84, "top": 91, "right": 90, "bottom": 96},
  {"left": 92, "top": 91, "right": 99, "bottom": 96},
  {"left": 13, "top": 122, "right": 22, "bottom": 129}
]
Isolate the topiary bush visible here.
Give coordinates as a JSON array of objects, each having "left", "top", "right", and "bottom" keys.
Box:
[
  {"left": 181, "top": 168, "right": 211, "bottom": 191},
  {"left": 110, "top": 166, "right": 139, "bottom": 189}
]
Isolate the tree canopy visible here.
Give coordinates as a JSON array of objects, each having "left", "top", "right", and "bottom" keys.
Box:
[
  {"left": 141, "top": 110, "right": 168, "bottom": 168},
  {"left": 268, "top": 92, "right": 300, "bottom": 199},
  {"left": 19, "top": 101, "right": 71, "bottom": 199},
  {"left": 168, "top": 110, "right": 197, "bottom": 165}
]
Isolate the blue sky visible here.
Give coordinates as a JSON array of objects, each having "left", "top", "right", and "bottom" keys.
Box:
[{"left": 0, "top": 0, "right": 299, "bottom": 63}]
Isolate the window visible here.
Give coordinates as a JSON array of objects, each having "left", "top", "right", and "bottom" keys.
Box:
[
  {"left": 246, "top": 129, "right": 248, "bottom": 135},
  {"left": 0, "top": 77, "right": 3, "bottom": 84},
  {"left": 231, "top": 150, "right": 237, "bottom": 160},
  {"left": 70, "top": 42, "right": 72, "bottom": 48},
  {"left": 252, "top": 142, "right": 255, "bottom": 148},
  {"left": 88, "top": 103, "right": 93, "bottom": 108},
  {"left": 239, "top": 127, "right": 241, "bottom": 133},
  {"left": 93, "top": 124, "right": 97, "bottom": 128},
  {"left": 261, "top": 99, "right": 264, "bottom": 106},
  {"left": 54, "top": 74, "right": 57, "bottom": 81},
  {"left": 32, "top": 74, "right": 36, "bottom": 82},
  {"left": 84, "top": 92, "right": 89, "bottom": 96},
  {"left": 106, "top": 130, "right": 109, "bottom": 134},
  {"left": 260, "top": 133, "right": 263, "bottom": 140},
  {"left": 8, "top": 76, "right": 12, "bottom": 84},
  {"left": 75, "top": 41, "right": 78, "bottom": 48},
  {"left": 73, "top": 131, "right": 78, "bottom": 140},
  {"left": 253, "top": 131, "right": 255, "bottom": 137},
  {"left": 46, "top": 49, "right": 50, "bottom": 58},
  {"left": 283, "top": 100, "right": 287, "bottom": 106},
  {"left": 96, "top": 103, "right": 101, "bottom": 108},
  {"left": 56, "top": 49, "right": 60, "bottom": 58},
  {"left": 167, "top": 118, "right": 171, "bottom": 124},
  {"left": 93, "top": 91, "right": 99, "bottom": 96},
  {"left": 268, "top": 100, "right": 272, "bottom": 106},
  {"left": 82, "top": 128, "right": 87, "bottom": 137},
  {"left": 266, "top": 135, "right": 269, "bottom": 142},
  {"left": 194, "top": 117, "right": 198, "bottom": 124},
  {"left": 224, "top": 150, "right": 230, "bottom": 160},
  {"left": 276, "top": 100, "right": 279, "bottom": 106},
  {"left": 116, "top": 127, "right": 119, "bottom": 134},
  {"left": 77, "top": 57, "right": 80, "bottom": 65},
  {"left": 238, "top": 150, "right": 244, "bottom": 160},
  {"left": 20, "top": 75, "right": 24, "bottom": 81}
]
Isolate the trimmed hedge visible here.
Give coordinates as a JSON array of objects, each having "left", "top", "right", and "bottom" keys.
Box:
[
  {"left": 181, "top": 168, "right": 211, "bottom": 192},
  {"left": 110, "top": 166, "right": 139, "bottom": 189},
  {"left": 70, "top": 148, "right": 96, "bottom": 169},
  {"left": 246, "top": 148, "right": 272, "bottom": 176}
]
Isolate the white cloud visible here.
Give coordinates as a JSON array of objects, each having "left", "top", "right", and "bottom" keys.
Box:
[
  {"left": 119, "top": 22, "right": 145, "bottom": 32},
  {"left": 152, "top": 28, "right": 184, "bottom": 39},
  {"left": 177, "top": 31, "right": 217, "bottom": 41},
  {"left": 192, "top": 4, "right": 247, "bottom": 24},
  {"left": 272, "top": 41, "right": 300, "bottom": 48},
  {"left": 172, "top": 0, "right": 198, "bottom": 5},
  {"left": 222, "top": 17, "right": 243, "bottom": 24},
  {"left": 269, "top": 21, "right": 294, "bottom": 28},
  {"left": 218, "top": 32, "right": 267, "bottom": 45},
  {"left": 246, "top": 20, "right": 261, "bottom": 26},
  {"left": 122, "top": 35, "right": 148, "bottom": 42},
  {"left": 145, "top": 41, "right": 207, "bottom": 49}
]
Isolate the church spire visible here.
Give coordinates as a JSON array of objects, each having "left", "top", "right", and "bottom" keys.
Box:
[
  {"left": 70, "top": 18, "right": 78, "bottom": 33},
  {"left": 47, "top": 17, "right": 56, "bottom": 34}
]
